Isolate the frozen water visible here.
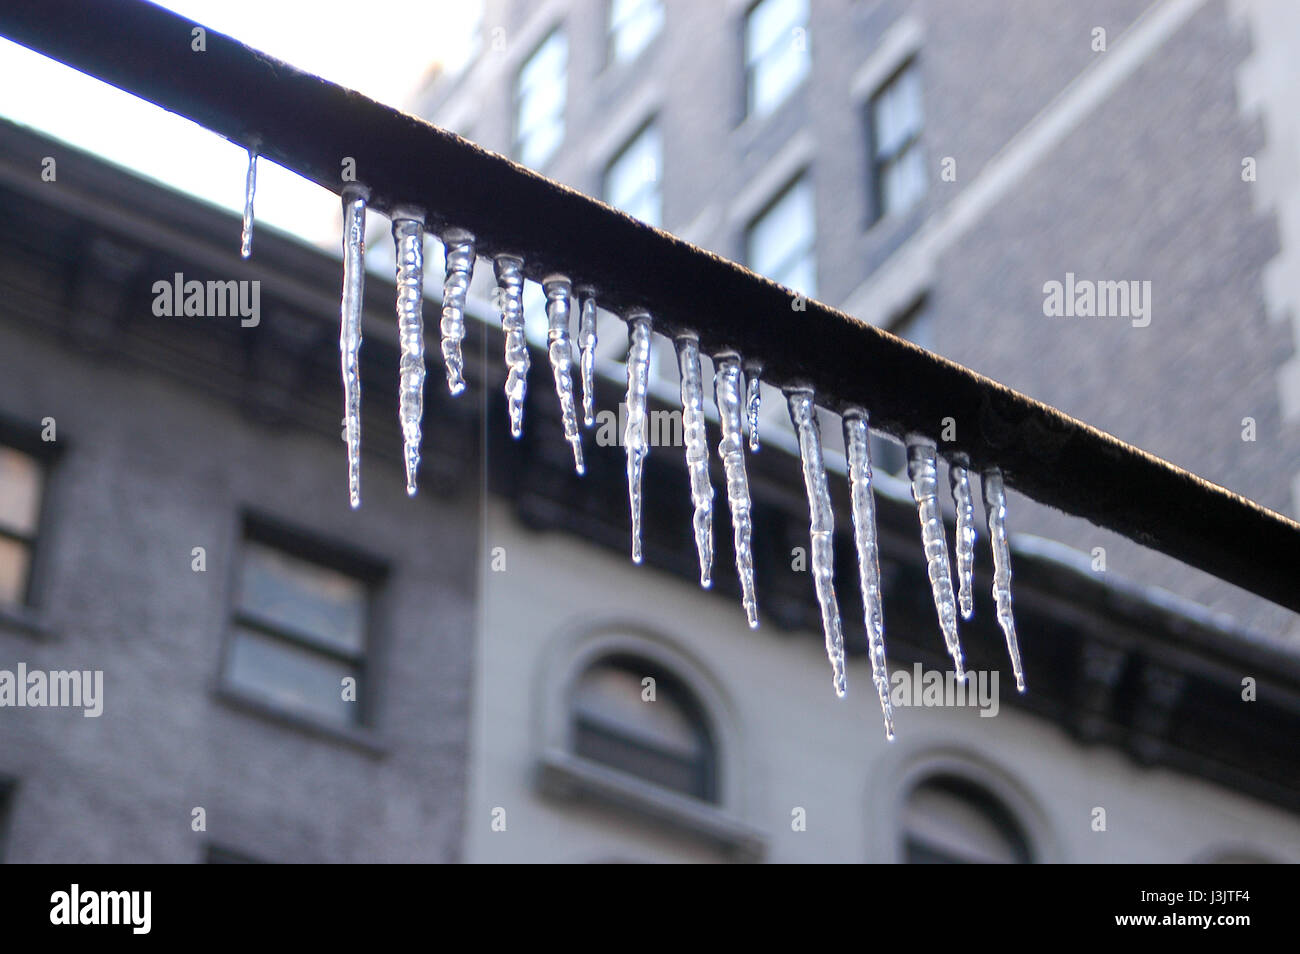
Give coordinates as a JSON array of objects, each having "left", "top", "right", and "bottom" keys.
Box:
[
  {"left": 239, "top": 146, "right": 257, "bottom": 260},
  {"left": 493, "top": 255, "right": 530, "bottom": 438},
  {"left": 339, "top": 186, "right": 368, "bottom": 509},
  {"left": 439, "top": 229, "right": 475, "bottom": 396},
  {"left": 713, "top": 353, "right": 759, "bottom": 627},
  {"left": 787, "top": 388, "right": 846, "bottom": 698},
  {"left": 624, "top": 313, "right": 652, "bottom": 564},
  {"left": 950, "top": 458, "right": 977, "bottom": 620},
  {"left": 542, "top": 276, "right": 584, "bottom": 474},
  {"left": 675, "top": 332, "right": 714, "bottom": 588},
  {"left": 983, "top": 468, "right": 1026, "bottom": 692},
  {"left": 392, "top": 211, "right": 426, "bottom": 496},
  {"left": 744, "top": 364, "right": 762, "bottom": 452},
  {"left": 908, "top": 437, "right": 965, "bottom": 679},
  {"left": 577, "top": 292, "right": 598, "bottom": 428},
  {"left": 843, "top": 409, "right": 895, "bottom": 738}
]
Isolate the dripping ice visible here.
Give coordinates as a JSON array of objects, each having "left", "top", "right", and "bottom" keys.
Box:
[
  {"left": 843, "top": 409, "right": 894, "bottom": 739},
  {"left": 908, "top": 437, "right": 965, "bottom": 679},
  {"left": 676, "top": 332, "right": 713, "bottom": 589},
  {"left": 339, "top": 186, "right": 367, "bottom": 509},
  {"left": 440, "top": 229, "right": 475, "bottom": 396},
  {"left": 239, "top": 145, "right": 257, "bottom": 259},
  {"left": 624, "top": 314, "right": 652, "bottom": 564},
  {"left": 542, "top": 276, "right": 584, "bottom": 474},
  {"left": 787, "top": 388, "right": 846, "bottom": 698},
  {"left": 744, "top": 364, "right": 762, "bottom": 452},
  {"left": 494, "top": 255, "right": 530, "bottom": 438},
  {"left": 984, "top": 467, "right": 1026, "bottom": 692},
  {"left": 950, "top": 457, "right": 977, "bottom": 620},
  {"left": 392, "top": 210, "right": 426, "bottom": 496},
  {"left": 578, "top": 292, "right": 598, "bottom": 428},
  {"left": 714, "top": 353, "right": 759, "bottom": 628}
]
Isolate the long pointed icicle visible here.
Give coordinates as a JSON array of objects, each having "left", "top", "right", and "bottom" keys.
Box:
[
  {"left": 493, "top": 255, "right": 530, "bottom": 438},
  {"left": 714, "top": 353, "right": 758, "bottom": 628},
  {"left": 578, "top": 290, "right": 598, "bottom": 428},
  {"left": 744, "top": 363, "right": 762, "bottom": 452},
  {"left": 392, "top": 210, "right": 426, "bottom": 496},
  {"left": 908, "top": 437, "right": 965, "bottom": 679},
  {"left": 676, "top": 332, "right": 713, "bottom": 588},
  {"left": 843, "top": 409, "right": 894, "bottom": 739},
  {"left": 239, "top": 145, "right": 257, "bottom": 259},
  {"left": 983, "top": 467, "right": 1026, "bottom": 692},
  {"left": 440, "top": 229, "right": 475, "bottom": 396},
  {"left": 950, "top": 456, "right": 977, "bottom": 620},
  {"left": 543, "top": 275, "right": 584, "bottom": 474},
  {"left": 624, "top": 313, "right": 652, "bottom": 564},
  {"left": 339, "top": 185, "right": 368, "bottom": 510},
  {"left": 788, "top": 388, "right": 846, "bottom": 698}
]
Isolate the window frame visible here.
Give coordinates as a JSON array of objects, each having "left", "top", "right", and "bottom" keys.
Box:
[
  {"left": 744, "top": 172, "right": 817, "bottom": 298},
  {"left": 513, "top": 26, "right": 569, "bottom": 170},
  {"left": 608, "top": 0, "right": 664, "bottom": 67},
  {"left": 0, "top": 416, "right": 62, "bottom": 617},
  {"left": 743, "top": 0, "right": 811, "bottom": 120},
  {"left": 602, "top": 119, "right": 663, "bottom": 229},
  {"left": 868, "top": 58, "right": 926, "bottom": 224}
]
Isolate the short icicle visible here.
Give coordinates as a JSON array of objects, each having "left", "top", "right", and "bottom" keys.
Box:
[
  {"left": 624, "top": 313, "right": 653, "bottom": 564},
  {"left": 950, "top": 456, "right": 977, "bottom": 620},
  {"left": 239, "top": 144, "right": 257, "bottom": 259},
  {"left": 907, "top": 437, "right": 965, "bottom": 679},
  {"left": 714, "top": 353, "right": 759, "bottom": 627},
  {"left": 392, "top": 209, "right": 426, "bottom": 496},
  {"left": 440, "top": 229, "right": 475, "bottom": 396},
  {"left": 676, "top": 332, "right": 714, "bottom": 588},
  {"left": 843, "top": 408, "right": 895, "bottom": 739},
  {"left": 493, "top": 255, "right": 530, "bottom": 438},
  {"left": 787, "top": 388, "right": 846, "bottom": 698},
  {"left": 983, "top": 467, "right": 1026, "bottom": 692},
  {"left": 542, "top": 275, "right": 584, "bottom": 474},
  {"left": 339, "top": 185, "right": 368, "bottom": 509},
  {"left": 744, "top": 362, "right": 762, "bottom": 452},
  {"left": 577, "top": 290, "right": 598, "bottom": 428}
]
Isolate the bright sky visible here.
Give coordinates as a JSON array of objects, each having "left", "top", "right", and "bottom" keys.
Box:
[{"left": 0, "top": 0, "right": 480, "bottom": 251}]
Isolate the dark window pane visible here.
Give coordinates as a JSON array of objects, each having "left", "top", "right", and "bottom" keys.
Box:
[
  {"left": 903, "top": 775, "right": 1031, "bottom": 864},
  {"left": 225, "top": 625, "right": 360, "bottom": 727},
  {"left": 237, "top": 542, "right": 366, "bottom": 654}
]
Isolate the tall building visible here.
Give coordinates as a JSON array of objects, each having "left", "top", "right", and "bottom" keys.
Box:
[{"left": 416, "top": 0, "right": 1300, "bottom": 861}]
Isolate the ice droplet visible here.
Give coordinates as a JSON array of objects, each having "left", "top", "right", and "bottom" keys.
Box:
[
  {"left": 675, "top": 332, "right": 714, "bottom": 589},
  {"left": 714, "top": 353, "right": 759, "bottom": 627},
  {"left": 624, "top": 313, "right": 652, "bottom": 564},
  {"left": 950, "top": 457, "right": 977, "bottom": 620},
  {"left": 787, "top": 388, "right": 846, "bottom": 698},
  {"left": 744, "top": 363, "right": 762, "bottom": 452},
  {"left": 908, "top": 437, "right": 965, "bottom": 679},
  {"left": 843, "top": 409, "right": 895, "bottom": 739},
  {"left": 239, "top": 145, "right": 257, "bottom": 259},
  {"left": 392, "top": 210, "right": 425, "bottom": 497},
  {"left": 983, "top": 467, "right": 1026, "bottom": 692},
  {"left": 493, "top": 255, "right": 530, "bottom": 438},
  {"left": 542, "top": 275, "right": 584, "bottom": 474},
  {"left": 578, "top": 291, "right": 598, "bottom": 428},
  {"left": 339, "top": 185, "right": 368, "bottom": 510},
  {"left": 440, "top": 229, "right": 475, "bottom": 397}
]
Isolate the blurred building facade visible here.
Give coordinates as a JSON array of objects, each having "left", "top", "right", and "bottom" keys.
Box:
[{"left": 418, "top": 0, "right": 1300, "bottom": 861}]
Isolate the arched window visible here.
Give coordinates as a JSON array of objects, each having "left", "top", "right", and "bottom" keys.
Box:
[
  {"left": 570, "top": 654, "right": 717, "bottom": 802},
  {"left": 902, "top": 774, "right": 1032, "bottom": 863}
]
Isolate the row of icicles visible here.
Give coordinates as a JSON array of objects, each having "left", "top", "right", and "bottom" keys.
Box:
[{"left": 240, "top": 157, "right": 1024, "bottom": 741}]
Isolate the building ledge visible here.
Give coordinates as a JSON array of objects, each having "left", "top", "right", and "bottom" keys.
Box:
[
  {"left": 535, "top": 748, "right": 766, "bottom": 862},
  {"left": 214, "top": 686, "right": 388, "bottom": 758}
]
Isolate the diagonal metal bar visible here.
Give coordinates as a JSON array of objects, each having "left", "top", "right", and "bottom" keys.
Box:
[{"left": 2, "top": 0, "right": 1298, "bottom": 612}]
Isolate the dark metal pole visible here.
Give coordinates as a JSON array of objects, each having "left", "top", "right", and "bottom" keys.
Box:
[{"left": 2, "top": 0, "right": 1297, "bottom": 612}]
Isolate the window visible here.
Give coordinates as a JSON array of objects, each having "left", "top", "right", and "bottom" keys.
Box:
[
  {"left": 223, "top": 525, "right": 381, "bottom": 728},
  {"left": 746, "top": 175, "right": 816, "bottom": 298},
  {"left": 610, "top": 0, "right": 663, "bottom": 64},
  {"left": 571, "top": 655, "right": 717, "bottom": 802},
  {"left": 604, "top": 122, "right": 662, "bottom": 228},
  {"left": 515, "top": 28, "right": 568, "bottom": 169},
  {"left": 903, "top": 774, "right": 1032, "bottom": 863},
  {"left": 744, "top": 0, "right": 810, "bottom": 118},
  {"left": 870, "top": 61, "right": 926, "bottom": 221},
  {"left": 0, "top": 445, "right": 45, "bottom": 608}
]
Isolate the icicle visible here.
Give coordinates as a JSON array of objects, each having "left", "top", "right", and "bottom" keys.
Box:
[
  {"left": 907, "top": 437, "right": 964, "bottom": 679},
  {"left": 440, "top": 228, "right": 475, "bottom": 397},
  {"left": 713, "top": 352, "right": 759, "bottom": 628},
  {"left": 950, "top": 456, "right": 977, "bottom": 620},
  {"left": 577, "top": 290, "right": 598, "bottom": 428},
  {"left": 339, "top": 185, "right": 368, "bottom": 510},
  {"left": 744, "top": 362, "right": 762, "bottom": 452},
  {"left": 675, "top": 332, "right": 714, "bottom": 589},
  {"left": 788, "top": 388, "right": 846, "bottom": 698},
  {"left": 542, "top": 275, "right": 584, "bottom": 474},
  {"left": 392, "top": 209, "right": 425, "bottom": 496},
  {"left": 843, "top": 408, "right": 894, "bottom": 739},
  {"left": 239, "top": 145, "right": 257, "bottom": 259},
  {"left": 983, "top": 468, "right": 1026, "bottom": 692},
  {"left": 624, "top": 313, "right": 652, "bottom": 564},
  {"left": 493, "top": 255, "right": 530, "bottom": 438}
]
